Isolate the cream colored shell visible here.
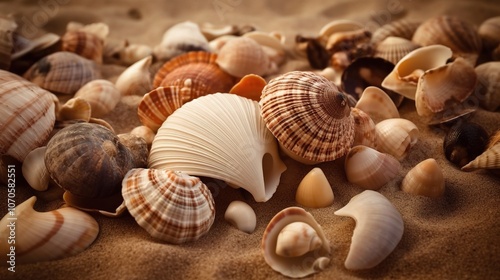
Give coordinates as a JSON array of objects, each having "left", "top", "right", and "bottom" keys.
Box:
[
  {"left": 295, "top": 167, "right": 334, "bottom": 208},
  {"left": 74, "top": 79, "right": 121, "bottom": 117},
  {"left": 224, "top": 200, "right": 257, "bottom": 234}
]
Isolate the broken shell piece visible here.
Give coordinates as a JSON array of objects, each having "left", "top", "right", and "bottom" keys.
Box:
[
  {"left": 224, "top": 200, "right": 257, "bottom": 234},
  {"left": 295, "top": 167, "right": 334, "bottom": 208},
  {"left": 462, "top": 130, "right": 500, "bottom": 171},
  {"left": 261, "top": 207, "right": 331, "bottom": 278},
  {"left": 375, "top": 118, "right": 419, "bottom": 161},
  {"left": 22, "top": 146, "right": 50, "bottom": 191},
  {"left": 334, "top": 190, "right": 404, "bottom": 270},
  {"left": 401, "top": 158, "right": 445, "bottom": 198},
  {"left": 74, "top": 79, "right": 121, "bottom": 118},
  {"left": 276, "top": 222, "right": 323, "bottom": 257},
  {"left": 229, "top": 73, "right": 266, "bottom": 101},
  {"left": 57, "top": 97, "right": 91, "bottom": 122},
  {"left": 355, "top": 86, "right": 399, "bottom": 123},
  {"left": 443, "top": 122, "right": 489, "bottom": 168},
  {"left": 115, "top": 55, "right": 153, "bottom": 96}
]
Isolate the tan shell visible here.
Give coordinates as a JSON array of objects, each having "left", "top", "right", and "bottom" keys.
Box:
[
  {"left": 375, "top": 118, "right": 419, "bottom": 161},
  {"left": 130, "top": 125, "right": 156, "bottom": 148},
  {"left": 74, "top": 79, "right": 121, "bottom": 117},
  {"left": 115, "top": 55, "right": 153, "bottom": 96},
  {"left": 318, "top": 19, "right": 364, "bottom": 46},
  {"left": 260, "top": 71, "right": 355, "bottom": 164},
  {"left": 224, "top": 200, "right": 257, "bottom": 234},
  {"left": 0, "top": 17, "right": 17, "bottom": 70},
  {"left": 118, "top": 43, "right": 153, "bottom": 65},
  {"left": 371, "top": 19, "right": 421, "bottom": 46},
  {"left": 276, "top": 222, "right": 323, "bottom": 257},
  {"left": 374, "top": 36, "right": 420, "bottom": 65},
  {"left": 462, "top": 130, "right": 500, "bottom": 171},
  {"left": 475, "top": 62, "right": 500, "bottom": 111},
  {"left": 401, "top": 158, "right": 445, "bottom": 198},
  {"left": 351, "top": 107, "right": 377, "bottom": 148},
  {"left": 137, "top": 86, "right": 184, "bottom": 132},
  {"left": 122, "top": 168, "right": 216, "bottom": 244},
  {"left": 295, "top": 167, "right": 334, "bottom": 208},
  {"left": 243, "top": 30, "right": 286, "bottom": 68},
  {"left": 57, "top": 97, "right": 91, "bottom": 122},
  {"left": 478, "top": 16, "right": 500, "bottom": 50},
  {"left": 355, "top": 86, "right": 399, "bottom": 123},
  {"left": 229, "top": 73, "right": 267, "bottom": 101},
  {"left": 61, "top": 30, "right": 104, "bottom": 63}
]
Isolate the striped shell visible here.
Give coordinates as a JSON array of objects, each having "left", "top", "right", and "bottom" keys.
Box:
[
  {"left": 74, "top": 79, "right": 121, "bottom": 117},
  {"left": 122, "top": 168, "right": 216, "bottom": 244},
  {"left": 0, "top": 70, "right": 57, "bottom": 162},
  {"left": 371, "top": 19, "right": 421, "bottom": 46},
  {"left": 138, "top": 86, "right": 184, "bottom": 132},
  {"left": 61, "top": 30, "right": 104, "bottom": 63},
  {"left": 374, "top": 36, "right": 420, "bottom": 65},
  {"left": 260, "top": 71, "right": 355, "bottom": 163}
]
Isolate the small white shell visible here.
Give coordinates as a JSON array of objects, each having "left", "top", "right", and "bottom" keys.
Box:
[
  {"left": 335, "top": 190, "right": 404, "bottom": 270},
  {"left": 224, "top": 200, "right": 257, "bottom": 234},
  {"left": 401, "top": 158, "right": 445, "bottom": 198},
  {"left": 375, "top": 118, "right": 419, "bottom": 161},
  {"left": 22, "top": 146, "right": 50, "bottom": 191},
  {"left": 115, "top": 55, "right": 153, "bottom": 96},
  {"left": 295, "top": 167, "right": 334, "bottom": 208},
  {"left": 355, "top": 86, "right": 399, "bottom": 123},
  {"left": 275, "top": 222, "right": 323, "bottom": 257}
]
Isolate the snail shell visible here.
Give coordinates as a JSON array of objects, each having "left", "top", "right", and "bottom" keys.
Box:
[
  {"left": 74, "top": 79, "right": 121, "bottom": 117},
  {"left": 401, "top": 158, "right": 445, "bottom": 198},
  {"left": 276, "top": 222, "right": 323, "bottom": 257},
  {"left": 443, "top": 122, "right": 489, "bottom": 168}
]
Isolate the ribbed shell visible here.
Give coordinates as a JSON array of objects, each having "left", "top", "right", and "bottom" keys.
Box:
[
  {"left": 137, "top": 86, "right": 184, "bottom": 132},
  {"left": 374, "top": 36, "right": 420, "bottom": 65},
  {"left": 122, "top": 168, "right": 215, "bottom": 244},
  {"left": 62, "top": 30, "right": 104, "bottom": 63},
  {"left": 260, "top": 71, "right": 355, "bottom": 163},
  {"left": 0, "top": 70, "right": 56, "bottom": 162},
  {"left": 153, "top": 51, "right": 216, "bottom": 87},
  {"left": 371, "top": 19, "right": 421, "bottom": 46}
]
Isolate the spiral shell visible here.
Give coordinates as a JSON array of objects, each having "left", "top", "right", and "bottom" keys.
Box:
[
  {"left": 462, "top": 130, "right": 500, "bottom": 171},
  {"left": 74, "top": 79, "right": 121, "bottom": 117},
  {"left": 443, "top": 122, "right": 489, "bottom": 168}
]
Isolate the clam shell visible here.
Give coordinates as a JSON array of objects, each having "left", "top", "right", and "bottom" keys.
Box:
[
  {"left": 375, "top": 118, "right": 419, "bottom": 161},
  {"left": 334, "top": 190, "right": 404, "bottom": 270},
  {"left": 0, "top": 17, "right": 17, "bottom": 70},
  {"left": 355, "top": 86, "right": 399, "bottom": 123},
  {"left": 345, "top": 145, "right": 401, "bottom": 190},
  {"left": 74, "top": 79, "right": 121, "bottom": 117},
  {"left": 462, "top": 130, "right": 500, "bottom": 171},
  {"left": 148, "top": 93, "right": 287, "bottom": 202},
  {"left": 478, "top": 16, "right": 500, "bottom": 50},
  {"left": 260, "top": 71, "right": 355, "bottom": 164},
  {"left": 401, "top": 158, "right": 445, "bottom": 198},
  {"left": 153, "top": 21, "right": 210, "bottom": 60},
  {"left": 351, "top": 107, "right": 377, "bottom": 148},
  {"left": 23, "top": 51, "right": 102, "bottom": 95},
  {"left": 276, "top": 222, "right": 323, "bottom": 257},
  {"left": 224, "top": 200, "right": 257, "bottom": 234},
  {"left": 22, "top": 146, "right": 50, "bottom": 191},
  {"left": 371, "top": 19, "right": 421, "bottom": 46},
  {"left": 374, "top": 36, "right": 420, "bottom": 65},
  {"left": 261, "top": 207, "right": 331, "bottom": 278},
  {"left": 295, "top": 167, "right": 334, "bottom": 208},
  {"left": 137, "top": 86, "right": 184, "bottom": 132},
  {"left": 443, "top": 122, "right": 489, "bottom": 168},
  {"left": 61, "top": 30, "right": 104, "bottom": 63},
  {"left": 0, "top": 70, "right": 57, "bottom": 162},
  {"left": 115, "top": 55, "right": 153, "bottom": 96},
  {"left": 0, "top": 196, "right": 99, "bottom": 264},
  {"left": 122, "top": 168, "right": 216, "bottom": 243},
  {"left": 475, "top": 62, "right": 500, "bottom": 111}
]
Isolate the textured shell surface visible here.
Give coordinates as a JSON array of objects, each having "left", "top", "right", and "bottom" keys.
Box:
[
  {"left": 115, "top": 55, "right": 153, "bottom": 96},
  {"left": 153, "top": 21, "right": 210, "bottom": 60},
  {"left": 295, "top": 167, "right": 334, "bottom": 208},
  {"left": 74, "top": 79, "right": 121, "bottom": 117},
  {"left": 401, "top": 158, "right": 445, "bottom": 198},
  {"left": 355, "top": 86, "right": 399, "bottom": 123},
  {"left": 371, "top": 19, "right": 421, "bottom": 46},
  {"left": 0, "top": 17, "right": 17, "bottom": 70},
  {"left": 462, "top": 130, "right": 500, "bottom": 171},
  {"left": 122, "top": 168, "right": 215, "bottom": 244},
  {"left": 61, "top": 30, "right": 104, "bottom": 63},
  {"left": 224, "top": 200, "right": 257, "bottom": 234},
  {"left": 375, "top": 118, "right": 419, "bottom": 161},
  {"left": 351, "top": 107, "right": 377, "bottom": 148},
  {"left": 260, "top": 71, "right": 355, "bottom": 163},
  {"left": 137, "top": 86, "right": 184, "bottom": 132},
  {"left": 475, "top": 62, "right": 500, "bottom": 111},
  {"left": 148, "top": 93, "right": 287, "bottom": 202},
  {"left": 23, "top": 51, "right": 102, "bottom": 95},
  {"left": 0, "top": 70, "right": 57, "bottom": 162},
  {"left": 0, "top": 196, "right": 99, "bottom": 264},
  {"left": 334, "top": 190, "right": 404, "bottom": 270},
  {"left": 374, "top": 36, "right": 420, "bottom": 65},
  {"left": 261, "top": 207, "right": 331, "bottom": 278}
]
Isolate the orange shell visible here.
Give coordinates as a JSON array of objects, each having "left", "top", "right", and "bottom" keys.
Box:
[
  {"left": 229, "top": 74, "right": 267, "bottom": 101},
  {"left": 138, "top": 86, "right": 184, "bottom": 132}
]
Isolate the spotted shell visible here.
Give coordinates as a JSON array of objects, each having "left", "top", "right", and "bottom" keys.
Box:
[
  {"left": 260, "top": 71, "right": 355, "bottom": 164},
  {"left": 61, "top": 30, "right": 104, "bottom": 63},
  {"left": 122, "top": 168, "right": 216, "bottom": 244}
]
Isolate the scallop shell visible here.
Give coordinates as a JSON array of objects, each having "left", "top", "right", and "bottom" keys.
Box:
[
  {"left": 375, "top": 118, "right": 419, "bottom": 161},
  {"left": 318, "top": 19, "right": 364, "bottom": 46},
  {"left": 334, "top": 190, "right": 404, "bottom": 270},
  {"left": 260, "top": 71, "right": 355, "bottom": 164},
  {"left": 115, "top": 55, "right": 153, "bottom": 96},
  {"left": 22, "top": 146, "right": 50, "bottom": 191},
  {"left": 153, "top": 21, "right": 210, "bottom": 60},
  {"left": 351, "top": 107, "right": 377, "bottom": 148},
  {"left": 371, "top": 19, "right": 421, "bottom": 46},
  {"left": 475, "top": 62, "right": 500, "bottom": 111},
  {"left": 61, "top": 30, "right": 104, "bottom": 63},
  {"left": 0, "top": 196, "right": 99, "bottom": 264},
  {"left": 229, "top": 73, "right": 267, "bottom": 101},
  {"left": 74, "top": 79, "right": 121, "bottom": 117},
  {"left": 137, "top": 86, "right": 184, "bottom": 132},
  {"left": 148, "top": 93, "right": 287, "bottom": 202},
  {"left": 412, "top": 15, "right": 482, "bottom": 65},
  {"left": 462, "top": 130, "right": 500, "bottom": 171},
  {"left": 295, "top": 167, "right": 334, "bottom": 208},
  {"left": 0, "top": 70, "right": 57, "bottom": 162},
  {"left": 401, "top": 158, "right": 445, "bottom": 198},
  {"left": 443, "top": 122, "right": 489, "bottom": 168},
  {"left": 345, "top": 145, "right": 401, "bottom": 190},
  {"left": 355, "top": 86, "right": 399, "bottom": 123},
  {"left": 261, "top": 207, "right": 331, "bottom": 278},
  {"left": 478, "top": 16, "right": 500, "bottom": 50},
  {"left": 224, "top": 200, "right": 257, "bottom": 234},
  {"left": 374, "top": 36, "right": 420, "bottom": 65},
  {"left": 0, "top": 17, "right": 17, "bottom": 70},
  {"left": 23, "top": 51, "right": 102, "bottom": 95},
  {"left": 122, "top": 168, "right": 216, "bottom": 243}
]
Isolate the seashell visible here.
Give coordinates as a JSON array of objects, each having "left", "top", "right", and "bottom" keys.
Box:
[
  {"left": 137, "top": 86, "right": 184, "bottom": 132},
  {"left": 11, "top": 32, "right": 61, "bottom": 60},
  {"left": 382, "top": 45, "right": 453, "bottom": 100},
  {"left": 243, "top": 30, "right": 286, "bottom": 68},
  {"left": 115, "top": 55, "right": 153, "bottom": 96},
  {"left": 304, "top": 37, "right": 330, "bottom": 69},
  {"left": 0, "top": 70, "right": 57, "bottom": 162},
  {"left": 475, "top": 62, "right": 500, "bottom": 111},
  {"left": 316, "top": 66, "right": 342, "bottom": 86},
  {"left": 0, "top": 17, "right": 17, "bottom": 70},
  {"left": 224, "top": 200, "right": 257, "bottom": 234},
  {"left": 276, "top": 222, "right": 323, "bottom": 257},
  {"left": 0, "top": 196, "right": 99, "bottom": 264},
  {"left": 351, "top": 107, "right": 377, "bottom": 148},
  {"left": 102, "top": 37, "right": 128, "bottom": 64},
  {"left": 345, "top": 145, "right": 401, "bottom": 190},
  {"left": 57, "top": 97, "right": 91, "bottom": 122},
  {"left": 375, "top": 118, "right": 419, "bottom": 161},
  {"left": 118, "top": 43, "right": 153, "bottom": 65},
  {"left": 66, "top": 21, "right": 109, "bottom": 40},
  {"left": 318, "top": 19, "right": 364, "bottom": 46},
  {"left": 117, "top": 133, "right": 149, "bottom": 169},
  {"left": 208, "top": 34, "right": 237, "bottom": 53},
  {"left": 22, "top": 146, "right": 50, "bottom": 191},
  {"left": 462, "top": 130, "right": 500, "bottom": 171},
  {"left": 153, "top": 21, "right": 210, "bottom": 60},
  {"left": 61, "top": 30, "right": 104, "bottom": 63},
  {"left": 443, "top": 122, "right": 489, "bottom": 168},
  {"left": 148, "top": 93, "right": 286, "bottom": 202},
  {"left": 401, "top": 158, "right": 445, "bottom": 198},
  {"left": 371, "top": 19, "right": 421, "bottom": 46},
  {"left": 260, "top": 71, "right": 355, "bottom": 164},
  {"left": 261, "top": 207, "right": 331, "bottom": 278},
  {"left": 130, "top": 125, "right": 156, "bottom": 148},
  {"left": 334, "top": 190, "right": 404, "bottom": 270},
  {"left": 23, "top": 51, "right": 102, "bottom": 95},
  {"left": 295, "top": 167, "right": 334, "bottom": 208},
  {"left": 215, "top": 36, "right": 272, "bottom": 78},
  {"left": 74, "top": 79, "right": 121, "bottom": 117},
  {"left": 122, "top": 168, "right": 215, "bottom": 243},
  {"left": 412, "top": 15, "right": 482, "bottom": 65},
  {"left": 374, "top": 36, "right": 420, "bottom": 65},
  {"left": 478, "top": 16, "right": 500, "bottom": 50},
  {"left": 327, "top": 29, "right": 373, "bottom": 71},
  {"left": 200, "top": 23, "right": 239, "bottom": 41},
  {"left": 229, "top": 73, "right": 267, "bottom": 101},
  {"left": 355, "top": 86, "right": 399, "bottom": 123}
]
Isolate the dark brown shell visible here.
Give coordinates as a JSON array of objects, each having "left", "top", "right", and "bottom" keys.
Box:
[{"left": 443, "top": 122, "right": 489, "bottom": 168}]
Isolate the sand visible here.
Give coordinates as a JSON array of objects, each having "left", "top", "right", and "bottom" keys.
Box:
[{"left": 1, "top": 0, "right": 499, "bottom": 279}]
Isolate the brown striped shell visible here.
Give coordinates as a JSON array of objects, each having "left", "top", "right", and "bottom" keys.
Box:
[
  {"left": 371, "top": 19, "right": 421, "bottom": 46},
  {"left": 138, "top": 86, "right": 184, "bottom": 132},
  {"left": 61, "top": 30, "right": 104, "bottom": 63},
  {"left": 0, "top": 70, "right": 57, "bottom": 162},
  {"left": 122, "top": 168, "right": 216, "bottom": 244},
  {"left": 260, "top": 71, "right": 355, "bottom": 163},
  {"left": 374, "top": 36, "right": 420, "bottom": 65}
]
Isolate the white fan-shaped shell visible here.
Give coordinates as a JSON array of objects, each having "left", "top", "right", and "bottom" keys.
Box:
[
  {"left": 334, "top": 190, "right": 404, "bottom": 270},
  {"left": 148, "top": 93, "right": 287, "bottom": 202}
]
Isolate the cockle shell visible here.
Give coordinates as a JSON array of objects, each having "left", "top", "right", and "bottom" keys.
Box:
[
  {"left": 23, "top": 51, "right": 102, "bottom": 95},
  {"left": 371, "top": 19, "right": 421, "bottom": 46},
  {"left": 0, "top": 196, "right": 99, "bottom": 264},
  {"left": 0, "top": 70, "right": 57, "bottom": 162},
  {"left": 74, "top": 79, "right": 121, "bottom": 117},
  {"left": 401, "top": 158, "right": 445, "bottom": 198},
  {"left": 148, "top": 93, "right": 287, "bottom": 202},
  {"left": 260, "top": 71, "right": 355, "bottom": 164},
  {"left": 462, "top": 130, "right": 500, "bottom": 171},
  {"left": 153, "top": 21, "right": 210, "bottom": 60},
  {"left": 475, "top": 62, "right": 500, "bottom": 111},
  {"left": 229, "top": 73, "right": 267, "bottom": 101},
  {"left": 276, "top": 222, "right": 323, "bottom": 257},
  {"left": 374, "top": 36, "right": 420, "bottom": 65},
  {"left": 137, "top": 86, "right": 184, "bottom": 132},
  {"left": 345, "top": 145, "right": 401, "bottom": 190},
  {"left": 115, "top": 55, "right": 153, "bottom": 96},
  {"left": 351, "top": 107, "right": 377, "bottom": 148},
  {"left": 0, "top": 17, "right": 17, "bottom": 70},
  {"left": 22, "top": 146, "right": 50, "bottom": 191},
  {"left": 478, "top": 16, "right": 500, "bottom": 50},
  {"left": 122, "top": 168, "right": 215, "bottom": 243},
  {"left": 318, "top": 19, "right": 364, "bottom": 46},
  {"left": 224, "top": 200, "right": 257, "bottom": 234},
  {"left": 375, "top": 118, "right": 419, "bottom": 161},
  {"left": 295, "top": 167, "right": 334, "bottom": 208},
  {"left": 412, "top": 15, "right": 482, "bottom": 65},
  {"left": 355, "top": 86, "right": 399, "bottom": 123},
  {"left": 61, "top": 30, "right": 104, "bottom": 63},
  {"left": 335, "top": 190, "right": 404, "bottom": 270},
  {"left": 261, "top": 207, "right": 331, "bottom": 278}
]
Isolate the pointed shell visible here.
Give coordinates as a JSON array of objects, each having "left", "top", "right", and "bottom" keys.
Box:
[
  {"left": 74, "top": 79, "right": 121, "bottom": 117},
  {"left": 375, "top": 118, "right": 419, "bottom": 161},
  {"left": 153, "top": 21, "right": 210, "bottom": 60},
  {"left": 22, "top": 146, "right": 50, "bottom": 191},
  {"left": 224, "top": 200, "right": 257, "bottom": 234},
  {"left": 148, "top": 93, "right": 287, "bottom": 202},
  {"left": 115, "top": 55, "right": 153, "bottom": 96},
  {"left": 260, "top": 71, "right": 355, "bottom": 164},
  {"left": 475, "top": 62, "right": 500, "bottom": 111},
  {"left": 61, "top": 30, "right": 104, "bottom": 63},
  {"left": 0, "top": 196, "right": 99, "bottom": 264},
  {"left": 374, "top": 36, "right": 420, "bottom": 65},
  {"left": 334, "top": 190, "right": 404, "bottom": 270},
  {"left": 355, "top": 86, "right": 399, "bottom": 123},
  {"left": 137, "top": 86, "right": 184, "bottom": 132},
  {"left": 462, "top": 130, "right": 500, "bottom": 171},
  {"left": 295, "top": 167, "right": 334, "bottom": 208},
  {"left": 351, "top": 108, "right": 377, "bottom": 148},
  {"left": 401, "top": 158, "right": 445, "bottom": 198},
  {"left": 122, "top": 168, "right": 215, "bottom": 243},
  {"left": 261, "top": 207, "right": 331, "bottom": 278}
]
